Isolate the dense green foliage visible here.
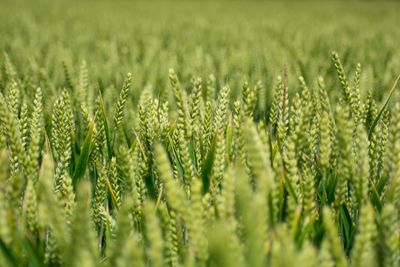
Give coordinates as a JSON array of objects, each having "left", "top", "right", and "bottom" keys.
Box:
[{"left": 0, "top": 0, "right": 399, "bottom": 266}]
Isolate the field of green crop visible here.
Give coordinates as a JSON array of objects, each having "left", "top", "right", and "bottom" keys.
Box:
[{"left": 0, "top": 0, "right": 399, "bottom": 266}]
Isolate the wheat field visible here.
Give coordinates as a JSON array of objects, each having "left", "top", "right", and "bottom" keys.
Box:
[{"left": 0, "top": 0, "right": 399, "bottom": 266}]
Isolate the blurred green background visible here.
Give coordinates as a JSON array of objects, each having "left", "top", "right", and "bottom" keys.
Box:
[{"left": 1, "top": 0, "right": 399, "bottom": 104}]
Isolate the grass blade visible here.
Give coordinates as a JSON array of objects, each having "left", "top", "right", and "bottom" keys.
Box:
[
  {"left": 368, "top": 74, "right": 400, "bottom": 138},
  {"left": 73, "top": 122, "right": 94, "bottom": 185}
]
